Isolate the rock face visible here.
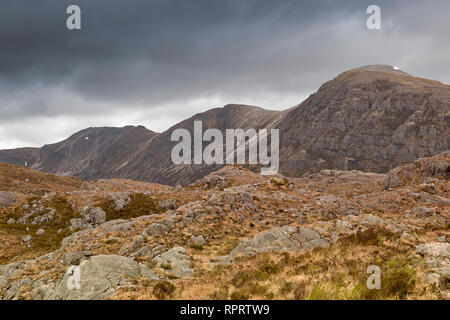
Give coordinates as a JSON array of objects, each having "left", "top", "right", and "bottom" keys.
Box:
[
  {"left": 0, "top": 65, "right": 448, "bottom": 185},
  {"left": 278, "top": 65, "right": 450, "bottom": 177}
]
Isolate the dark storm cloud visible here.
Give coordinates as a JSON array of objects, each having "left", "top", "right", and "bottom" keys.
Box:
[
  {"left": 1, "top": 0, "right": 342, "bottom": 104},
  {"left": 0, "top": 0, "right": 449, "bottom": 148}
]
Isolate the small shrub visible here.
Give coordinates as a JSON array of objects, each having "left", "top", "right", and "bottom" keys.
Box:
[
  {"left": 153, "top": 281, "right": 176, "bottom": 300},
  {"left": 255, "top": 258, "right": 282, "bottom": 281},
  {"left": 231, "top": 270, "right": 253, "bottom": 288},
  {"left": 382, "top": 264, "right": 416, "bottom": 299},
  {"left": 247, "top": 283, "right": 269, "bottom": 296},
  {"left": 278, "top": 281, "right": 293, "bottom": 295},
  {"left": 190, "top": 244, "right": 204, "bottom": 251},
  {"left": 230, "top": 290, "right": 250, "bottom": 300},
  {"left": 293, "top": 281, "right": 308, "bottom": 300},
  {"left": 210, "top": 289, "right": 229, "bottom": 300},
  {"left": 342, "top": 227, "right": 395, "bottom": 246},
  {"left": 307, "top": 283, "right": 329, "bottom": 300},
  {"left": 160, "top": 263, "right": 172, "bottom": 270}
]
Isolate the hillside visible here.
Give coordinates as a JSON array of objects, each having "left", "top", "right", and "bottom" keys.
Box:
[{"left": 0, "top": 162, "right": 81, "bottom": 194}]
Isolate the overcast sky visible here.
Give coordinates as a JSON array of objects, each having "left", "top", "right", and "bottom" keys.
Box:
[{"left": 0, "top": 0, "right": 449, "bottom": 149}]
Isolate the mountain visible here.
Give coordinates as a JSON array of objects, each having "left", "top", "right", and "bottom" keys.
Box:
[
  {"left": 0, "top": 126, "right": 159, "bottom": 180},
  {"left": 278, "top": 64, "right": 450, "bottom": 176},
  {"left": 0, "top": 64, "right": 449, "bottom": 184},
  {"left": 114, "top": 104, "right": 284, "bottom": 185}
]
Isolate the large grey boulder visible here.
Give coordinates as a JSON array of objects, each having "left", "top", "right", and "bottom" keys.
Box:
[
  {"left": 145, "top": 223, "right": 169, "bottom": 237},
  {"left": 47, "top": 254, "right": 158, "bottom": 300},
  {"left": 191, "top": 235, "right": 206, "bottom": 246},
  {"left": 228, "top": 225, "right": 329, "bottom": 258},
  {"left": 385, "top": 151, "right": 450, "bottom": 189}
]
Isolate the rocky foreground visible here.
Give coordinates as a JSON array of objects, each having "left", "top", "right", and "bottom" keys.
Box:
[{"left": 0, "top": 152, "right": 448, "bottom": 300}]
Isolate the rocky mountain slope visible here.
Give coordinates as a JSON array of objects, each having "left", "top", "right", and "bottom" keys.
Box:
[
  {"left": 278, "top": 65, "right": 450, "bottom": 176},
  {"left": 0, "top": 152, "right": 448, "bottom": 300},
  {"left": 0, "top": 65, "right": 448, "bottom": 185},
  {"left": 0, "top": 126, "right": 159, "bottom": 180}
]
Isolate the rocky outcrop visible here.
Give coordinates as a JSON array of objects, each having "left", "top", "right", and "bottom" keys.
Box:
[
  {"left": 80, "top": 207, "right": 107, "bottom": 227},
  {"left": 416, "top": 241, "right": 450, "bottom": 289},
  {"left": 385, "top": 151, "right": 450, "bottom": 189},
  {"left": 0, "top": 192, "right": 15, "bottom": 208},
  {"left": 154, "top": 247, "right": 194, "bottom": 278}
]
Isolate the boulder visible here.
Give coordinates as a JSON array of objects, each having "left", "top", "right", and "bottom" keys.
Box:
[
  {"left": 158, "top": 199, "right": 177, "bottom": 211},
  {"left": 154, "top": 247, "right": 194, "bottom": 278},
  {"left": 119, "top": 235, "right": 144, "bottom": 256},
  {"left": 191, "top": 235, "right": 206, "bottom": 246},
  {"left": 145, "top": 223, "right": 169, "bottom": 237},
  {"left": 227, "top": 225, "right": 329, "bottom": 259},
  {"left": 112, "top": 193, "right": 130, "bottom": 210},
  {"left": 21, "top": 235, "right": 32, "bottom": 244},
  {"left": 48, "top": 255, "right": 155, "bottom": 300},
  {"left": 70, "top": 218, "right": 84, "bottom": 230},
  {"left": 385, "top": 151, "right": 450, "bottom": 189}
]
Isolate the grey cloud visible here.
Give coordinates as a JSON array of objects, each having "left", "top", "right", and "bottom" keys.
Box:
[{"left": 0, "top": 0, "right": 449, "bottom": 148}]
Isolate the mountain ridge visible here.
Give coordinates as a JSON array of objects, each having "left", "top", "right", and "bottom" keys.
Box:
[{"left": 1, "top": 64, "right": 449, "bottom": 185}]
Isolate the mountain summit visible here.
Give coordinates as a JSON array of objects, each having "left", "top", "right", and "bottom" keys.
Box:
[
  {"left": 354, "top": 64, "right": 411, "bottom": 75},
  {"left": 1, "top": 65, "right": 449, "bottom": 185}
]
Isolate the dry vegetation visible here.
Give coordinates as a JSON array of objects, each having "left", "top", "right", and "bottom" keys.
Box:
[
  {"left": 111, "top": 226, "right": 442, "bottom": 300},
  {"left": 0, "top": 155, "right": 448, "bottom": 300}
]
